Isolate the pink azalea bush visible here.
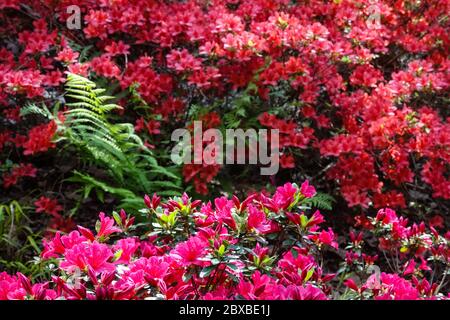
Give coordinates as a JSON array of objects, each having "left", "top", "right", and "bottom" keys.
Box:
[
  {"left": 1, "top": 181, "right": 448, "bottom": 300},
  {"left": 1, "top": 0, "right": 448, "bottom": 208},
  {"left": 0, "top": 0, "right": 448, "bottom": 301}
]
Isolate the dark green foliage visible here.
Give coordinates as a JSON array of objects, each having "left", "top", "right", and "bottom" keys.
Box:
[{"left": 25, "top": 74, "right": 183, "bottom": 212}]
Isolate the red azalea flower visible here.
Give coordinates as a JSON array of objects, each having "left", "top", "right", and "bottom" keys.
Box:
[
  {"left": 46, "top": 216, "right": 76, "bottom": 238},
  {"left": 429, "top": 215, "right": 444, "bottom": 229},
  {"left": 146, "top": 120, "right": 161, "bottom": 135},
  {"left": 1, "top": 161, "right": 36, "bottom": 188},
  {"left": 23, "top": 121, "right": 57, "bottom": 156},
  {"left": 34, "top": 196, "right": 63, "bottom": 217},
  {"left": 280, "top": 153, "right": 295, "bottom": 169}
]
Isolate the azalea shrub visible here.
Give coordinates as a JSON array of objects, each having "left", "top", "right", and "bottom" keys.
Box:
[
  {"left": 0, "top": 0, "right": 449, "bottom": 300},
  {"left": 0, "top": 182, "right": 449, "bottom": 300},
  {"left": 1, "top": 0, "right": 449, "bottom": 207}
]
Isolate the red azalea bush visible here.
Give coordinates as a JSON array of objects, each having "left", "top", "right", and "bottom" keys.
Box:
[
  {"left": 1, "top": 181, "right": 449, "bottom": 300},
  {"left": 0, "top": 0, "right": 449, "bottom": 301}
]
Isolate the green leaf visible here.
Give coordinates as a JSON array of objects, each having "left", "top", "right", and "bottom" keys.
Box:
[
  {"left": 182, "top": 272, "right": 193, "bottom": 282},
  {"left": 300, "top": 214, "right": 308, "bottom": 228},
  {"left": 27, "top": 236, "right": 41, "bottom": 254},
  {"left": 218, "top": 244, "right": 226, "bottom": 256},
  {"left": 304, "top": 267, "right": 315, "bottom": 283},
  {"left": 112, "top": 211, "right": 122, "bottom": 226},
  {"left": 113, "top": 249, "right": 123, "bottom": 262},
  {"left": 226, "top": 263, "right": 238, "bottom": 271},
  {"left": 200, "top": 266, "right": 216, "bottom": 278}
]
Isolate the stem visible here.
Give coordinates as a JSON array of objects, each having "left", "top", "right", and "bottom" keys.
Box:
[
  {"left": 184, "top": 216, "right": 190, "bottom": 237},
  {"left": 335, "top": 266, "right": 348, "bottom": 293},
  {"left": 211, "top": 264, "right": 226, "bottom": 292},
  {"left": 394, "top": 250, "right": 400, "bottom": 273},
  {"left": 434, "top": 267, "right": 449, "bottom": 296},
  {"left": 204, "top": 264, "right": 220, "bottom": 294},
  {"left": 271, "top": 228, "right": 286, "bottom": 256},
  {"left": 382, "top": 251, "right": 395, "bottom": 273},
  {"left": 190, "top": 270, "right": 200, "bottom": 299}
]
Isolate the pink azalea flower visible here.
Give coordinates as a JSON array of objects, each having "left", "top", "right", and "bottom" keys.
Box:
[
  {"left": 41, "top": 230, "right": 87, "bottom": 259},
  {"left": 306, "top": 210, "right": 325, "bottom": 227},
  {"left": 375, "top": 208, "right": 399, "bottom": 225},
  {"left": 214, "top": 197, "right": 237, "bottom": 230},
  {"left": 60, "top": 242, "right": 115, "bottom": 274},
  {"left": 344, "top": 278, "right": 360, "bottom": 292},
  {"left": 124, "top": 256, "right": 170, "bottom": 287},
  {"left": 273, "top": 183, "right": 298, "bottom": 210},
  {"left": 237, "top": 271, "right": 277, "bottom": 299},
  {"left": 300, "top": 180, "right": 316, "bottom": 198},
  {"left": 96, "top": 212, "right": 121, "bottom": 239},
  {"left": 171, "top": 236, "right": 207, "bottom": 266},
  {"left": 113, "top": 238, "right": 140, "bottom": 264},
  {"left": 0, "top": 272, "right": 21, "bottom": 300},
  {"left": 310, "top": 228, "right": 338, "bottom": 249},
  {"left": 247, "top": 205, "right": 271, "bottom": 234},
  {"left": 403, "top": 259, "right": 416, "bottom": 276},
  {"left": 281, "top": 284, "right": 327, "bottom": 300},
  {"left": 374, "top": 273, "right": 419, "bottom": 300}
]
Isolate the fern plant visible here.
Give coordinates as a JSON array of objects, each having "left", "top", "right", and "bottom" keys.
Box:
[
  {"left": 301, "top": 192, "right": 336, "bottom": 211},
  {"left": 23, "top": 73, "right": 182, "bottom": 212},
  {"left": 64, "top": 74, "right": 181, "bottom": 209}
]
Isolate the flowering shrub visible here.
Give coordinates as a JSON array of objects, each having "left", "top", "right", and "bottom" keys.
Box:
[
  {"left": 0, "top": 0, "right": 448, "bottom": 211},
  {"left": 0, "top": 182, "right": 448, "bottom": 300},
  {"left": 0, "top": 0, "right": 448, "bottom": 301}
]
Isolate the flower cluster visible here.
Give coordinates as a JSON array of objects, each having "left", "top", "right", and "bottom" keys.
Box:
[
  {"left": 0, "top": 1, "right": 448, "bottom": 300},
  {"left": 2, "top": 163, "right": 37, "bottom": 188},
  {"left": 344, "top": 207, "right": 450, "bottom": 299},
  {"left": 0, "top": 0, "right": 448, "bottom": 208},
  {"left": 0, "top": 182, "right": 448, "bottom": 300},
  {"left": 23, "top": 121, "right": 58, "bottom": 156}
]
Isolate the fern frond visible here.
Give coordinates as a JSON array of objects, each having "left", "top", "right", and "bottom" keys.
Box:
[
  {"left": 20, "top": 103, "right": 53, "bottom": 119},
  {"left": 60, "top": 73, "right": 182, "bottom": 205},
  {"left": 302, "top": 192, "right": 336, "bottom": 211}
]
